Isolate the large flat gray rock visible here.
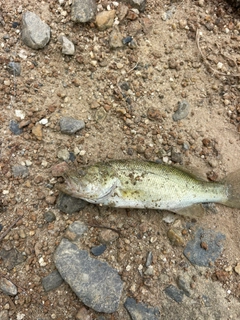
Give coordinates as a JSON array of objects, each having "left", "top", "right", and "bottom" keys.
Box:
[{"left": 54, "top": 239, "right": 123, "bottom": 313}]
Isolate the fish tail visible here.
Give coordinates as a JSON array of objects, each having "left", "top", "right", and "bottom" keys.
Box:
[{"left": 222, "top": 169, "right": 240, "bottom": 209}]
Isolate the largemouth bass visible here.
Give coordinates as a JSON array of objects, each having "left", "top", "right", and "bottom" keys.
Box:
[{"left": 60, "top": 160, "right": 240, "bottom": 216}]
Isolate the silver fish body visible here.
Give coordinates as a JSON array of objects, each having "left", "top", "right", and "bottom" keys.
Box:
[{"left": 61, "top": 160, "right": 240, "bottom": 215}]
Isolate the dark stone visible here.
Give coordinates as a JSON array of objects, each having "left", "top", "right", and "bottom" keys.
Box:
[
  {"left": 59, "top": 117, "right": 85, "bottom": 134},
  {"left": 54, "top": 239, "right": 123, "bottom": 313},
  {"left": 7, "top": 62, "right": 21, "bottom": 76},
  {"left": 91, "top": 244, "right": 107, "bottom": 256},
  {"left": 0, "top": 248, "right": 26, "bottom": 270},
  {"left": 120, "top": 82, "right": 130, "bottom": 91},
  {"left": 69, "top": 152, "right": 76, "bottom": 162},
  {"left": 9, "top": 120, "right": 23, "bottom": 135},
  {"left": 42, "top": 270, "right": 63, "bottom": 292},
  {"left": 12, "top": 22, "right": 19, "bottom": 28},
  {"left": 124, "top": 297, "right": 160, "bottom": 320},
  {"left": 183, "top": 228, "right": 225, "bottom": 267},
  {"left": 172, "top": 100, "right": 190, "bottom": 121},
  {"left": 122, "top": 36, "right": 133, "bottom": 45},
  {"left": 146, "top": 251, "right": 153, "bottom": 267},
  {"left": 44, "top": 211, "right": 56, "bottom": 223},
  {"left": 56, "top": 192, "right": 87, "bottom": 214},
  {"left": 164, "top": 285, "right": 184, "bottom": 303}
]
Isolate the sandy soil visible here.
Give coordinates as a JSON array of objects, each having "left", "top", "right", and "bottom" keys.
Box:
[{"left": 0, "top": 0, "right": 240, "bottom": 319}]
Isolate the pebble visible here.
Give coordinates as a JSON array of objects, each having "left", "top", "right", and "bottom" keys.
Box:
[
  {"left": 0, "top": 311, "right": 9, "bottom": 320},
  {"left": 122, "top": 36, "right": 133, "bottom": 45},
  {"left": 51, "top": 162, "right": 69, "bottom": 177},
  {"left": 172, "top": 100, "right": 190, "bottom": 121},
  {"left": 75, "top": 307, "right": 92, "bottom": 320},
  {"left": 234, "top": 263, "right": 240, "bottom": 275},
  {"left": 7, "top": 62, "right": 21, "bottom": 76},
  {"left": 162, "top": 212, "right": 177, "bottom": 224},
  {"left": 32, "top": 123, "right": 43, "bottom": 140},
  {"left": 60, "top": 36, "right": 75, "bottom": 55},
  {"left": 0, "top": 278, "right": 18, "bottom": 296},
  {"left": 57, "top": 149, "right": 70, "bottom": 161},
  {"left": 0, "top": 248, "right": 26, "bottom": 270},
  {"left": 95, "top": 10, "right": 116, "bottom": 31},
  {"left": 67, "top": 221, "right": 88, "bottom": 240},
  {"left": 167, "top": 228, "right": 184, "bottom": 246},
  {"left": 59, "top": 117, "right": 85, "bottom": 134},
  {"left": 164, "top": 285, "right": 184, "bottom": 303},
  {"left": 71, "top": 0, "right": 97, "bottom": 23},
  {"left": 22, "top": 11, "right": 51, "bottom": 49},
  {"left": 56, "top": 192, "right": 87, "bottom": 214},
  {"left": 146, "top": 251, "right": 153, "bottom": 267},
  {"left": 44, "top": 211, "right": 56, "bottom": 223},
  {"left": 12, "top": 165, "right": 29, "bottom": 178},
  {"left": 124, "top": 297, "right": 160, "bottom": 319},
  {"left": 109, "top": 27, "right": 124, "bottom": 49},
  {"left": 184, "top": 228, "right": 225, "bottom": 267},
  {"left": 54, "top": 239, "right": 123, "bottom": 313},
  {"left": 98, "top": 229, "right": 119, "bottom": 244},
  {"left": 127, "top": 0, "right": 146, "bottom": 12},
  {"left": 144, "top": 265, "right": 154, "bottom": 276},
  {"left": 41, "top": 270, "right": 64, "bottom": 292},
  {"left": 176, "top": 275, "right": 191, "bottom": 297},
  {"left": 9, "top": 120, "right": 23, "bottom": 135},
  {"left": 91, "top": 244, "right": 107, "bottom": 256}
]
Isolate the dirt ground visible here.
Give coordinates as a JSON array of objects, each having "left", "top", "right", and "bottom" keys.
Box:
[{"left": 1, "top": 0, "right": 240, "bottom": 319}]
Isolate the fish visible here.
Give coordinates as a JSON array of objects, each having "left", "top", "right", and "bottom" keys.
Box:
[{"left": 59, "top": 160, "right": 240, "bottom": 217}]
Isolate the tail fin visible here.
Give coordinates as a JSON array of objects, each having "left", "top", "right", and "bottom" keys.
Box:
[{"left": 222, "top": 169, "right": 240, "bottom": 209}]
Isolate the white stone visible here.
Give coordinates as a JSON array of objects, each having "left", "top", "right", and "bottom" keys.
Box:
[
  {"left": 61, "top": 35, "right": 75, "bottom": 55},
  {"left": 39, "top": 118, "right": 48, "bottom": 125},
  {"left": 15, "top": 109, "right": 25, "bottom": 119}
]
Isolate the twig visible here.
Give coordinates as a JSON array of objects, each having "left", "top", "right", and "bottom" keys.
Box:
[
  {"left": 196, "top": 28, "right": 240, "bottom": 78},
  {"left": 0, "top": 215, "right": 23, "bottom": 242}
]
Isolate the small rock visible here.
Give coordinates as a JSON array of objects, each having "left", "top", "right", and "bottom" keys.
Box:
[
  {"left": 51, "top": 162, "right": 69, "bottom": 177},
  {"left": 162, "top": 212, "right": 177, "bottom": 224},
  {"left": 57, "top": 149, "right": 70, "bottom": 161},
  {"left": 167, "top": 228, "right": 184, "bottom": 246},
  {"left": 60, "top": 36, "right": 75, "bottom": 55},
  {"left": 32, "top": 123, "right": 43, "bottom": 140},
  {"left": 95, "top": 10, "right": 116, "bottom": 31},
  {"left": 0, "top": 248, "right": 26, "bottom": 270},
  {"left": 109, "top": 27, "right": 124, "bottom": 49},
  {"left": 127, "top": 0, "right": 146, "bottom": 12},
  {"left": 0, "top": 278, "right": 18, "bottom": 296},
  {"left": 0, "top": 310, "right": 9, "bottom": 320},
  {"left": 144, "top": 265, "right": 154, "bottom": 276},
  {"left": 75, "top": 307, "right": 92, "bottom": 320},
  {"left": 54, "top": 239, "right": 123, "bottom": 313},
  {"left": 98, "top": 229, "right": 119, "bottom": 244},
  {"left": 146, "top": 251, "right": 153, "bottom": 267},
  {"left": 45, "top": 196, "right": 56, "bottom": 205},
  {"left": 122, "top": 36, "right": 133, "bottom": 45},
  {"left": 71, "top": 0, "right": 97, "bottom": 23},
  {"left": 172, "top": 100, "right": 190, "bottom": 121},
  {"left": 12, "top": 165, "right": 29, "bottom": 178},
  {"left": 66, "top": 221, "right": 88, "bottom": 240},
  {"left": 91, "top": 244, "right": 107, "bottom": 256},
  {"left": 22, "top": 11, "right": 51, "bottom": 49},
  {"left": 56, "top": 192, "right": 87, "bottom": 214},
  {"left": 124, "top": 297, "right": 160, "bottom": 320},
  {"left": 176, "top": 275, "right": 191, "bottom": 297},
  {"left": 44, "top": 211, "right": 56, "bottom": 223},
  {"left": 235, "top": 263, "right": 240, "bottom": 275},
  {"left": 164, "top": 285, "right": 184, "bottom": 303},
  {"left": 59, "top": 117, "right": 85, "bottom": 134},
  {"left": 95, "top": 106, "right": 107, "bottom": 122},
  {"left": 7, "top": 62, "right": 21, "bottom": 76},
  {"left": 183, "top": 228, "right": 225, "bottom": 267},
  {"left": 147, "top": 107, "right": 162, "bottom": 121},
  {"left": 41, "top": 270, "right": 63, "bottom": 292},
  {"left": 9, "top": 120, "right": 23, "bottom": 135}
]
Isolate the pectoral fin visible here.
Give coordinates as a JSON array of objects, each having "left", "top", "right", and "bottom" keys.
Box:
[{"left": 172, "top": 204, "right": 206, "bottom": 218}]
